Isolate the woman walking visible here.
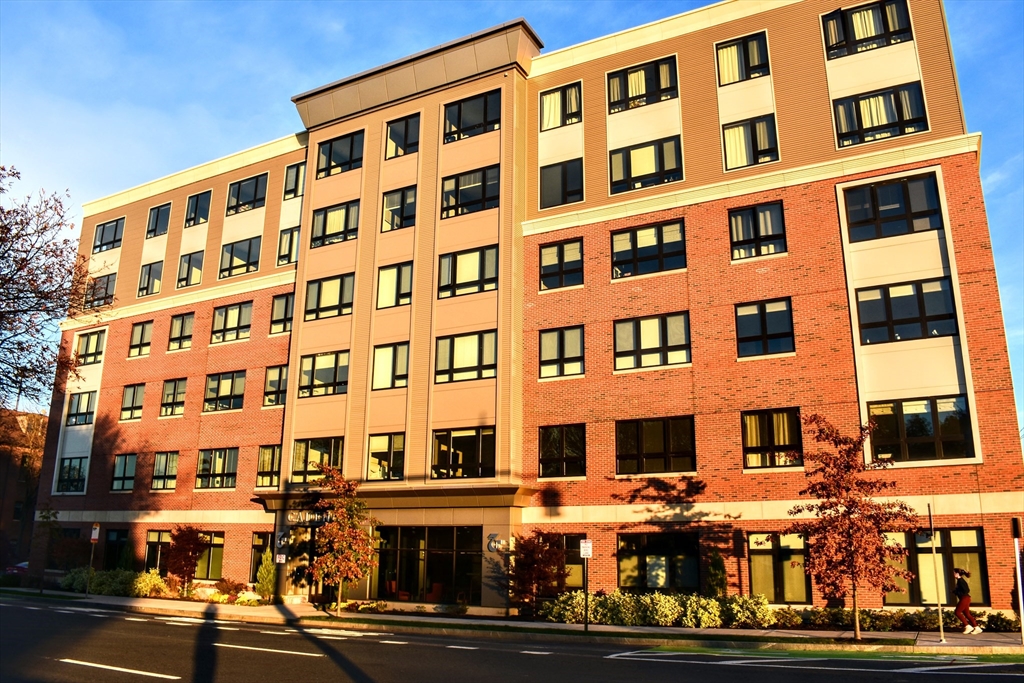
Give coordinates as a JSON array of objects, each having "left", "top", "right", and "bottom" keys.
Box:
[{"left": 953, "top": 568, "right": 983, "bottom": 634}]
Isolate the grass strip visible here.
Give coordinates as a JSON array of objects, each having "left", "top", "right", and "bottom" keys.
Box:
[
  {"left": 650, "top": 645, "right": 1024, "bottom": 663},
  {"left": 0, "top": 589, "right": 88, "bottom": 601}
]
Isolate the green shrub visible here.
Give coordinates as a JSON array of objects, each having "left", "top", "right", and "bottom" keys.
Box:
[
  {"left": 863, "top": 609, "right": 899, "bottom": 632},
  {"left": 207, "top": 591, "right": 230, "bottom": 604},
  {"left": 255, "top": 549, "right": 276, "bottom": 600},
  {"left": 597, "top": 590, "right": 643, "bottom": 626},
  {"left": 722, "top": 594, "right": 776, "bottom": 629},
  {"left": 539, "top": 590, "right": 589, "bottom": 624},
  {"left": 235, "top": 590, "right": 262, "bottom": 606},
  {"left": 772, "top": 607, "right": 804, "bottom": 628},
  {"left": 131, "top": 569, "right": 168, "bottom": 597},
  {"left": 638, "top": 592, "right": 683, "bottom": 626},
  {"left": 89, "top": 569, "right": 136, "bottom": 596},
  {"left": 676, "top": 594, "right": 722, "bottom": 628},
  {"left": 704, "top": 550, "right": 728, "bottom": 599},
  {"left": 60, "top": 567, "right": 91, "bottom": 593},
  {"left": 983, "top": 611, "right": 1022, "bottom": 632},
  {"left": 358, "top": 600, "right": 388, "bottom": 614}
]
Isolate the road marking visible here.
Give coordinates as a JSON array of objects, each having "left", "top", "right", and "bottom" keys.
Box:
[
  {"left": 216, "top": 626, "right": 239, "bottom": 631},
  {"left": 89, "top": 614, "right": 108, "bottom": 618},
  {"left": 520, "top": 651, "right": 552, "bottom": 655},
  {"left": 53, "top": 609, "right": 74, "bottom": 614},
  {"left": 446, "top": 645, "right": 479, "bottom": 650},
  {"left": 22, "top": 606, "right": 42, "bottom": 610},
  {"left": 59, "top": 659, "right": 180, "bottom": 680},
  {"left": 259, "top": 630, "right": 291, "bottom": 635},
  {"left": 125, "top": 617, "right": 148, "bottom": 622},
  {"left": 380, "top": 640, "right": 408, "bottom": 645},
  {"left": 213, "top": 643, "right": 323, "bottom": 657},
  {"left": 900, "top": 663, "right": 1024, "bottom": 673},
  {"left": 317, "top": 636, "right": 347, "bottom": 641}
]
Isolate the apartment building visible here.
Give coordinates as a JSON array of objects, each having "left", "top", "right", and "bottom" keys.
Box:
[{"left": 34, "top": 0, "right": 1023, "bottom": 612}]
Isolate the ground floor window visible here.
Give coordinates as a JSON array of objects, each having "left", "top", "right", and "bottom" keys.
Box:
[
  {"left": 884, "top": 528, "right": 989, "bottom": 606},
  {"left": 195, "top": 532, "right": 225, "bottom": 580},
  {"left": 103, "top": 529, "right": 130, "bottom": 570},
  {"left": 617, "top": 532, "right": 699, "bottom": 592},
  {"left": 375, "top": 526, "right": 482, "bottom": 605},
  {"left": 145, "top": 531, "right": 172, "bottom": 576},
  {"left": 250, "top": 532, "right": 272, "bottom": 583},
  {"left": 748, "top": 533, "right": 810, "bottom": 604}
]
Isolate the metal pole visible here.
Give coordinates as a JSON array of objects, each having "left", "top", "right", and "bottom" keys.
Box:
[
  {"left": 1013, "top": 538, "right": 1024, "bottom": 647},
  {"left": 85, "top": 543, "right": 96, "bottom": 597},
  {"left": 583, "top": 557, "right": 589, "bottom": 633},
  {"left": 928, "top": 504, "right": 945, "bottom": 643}
]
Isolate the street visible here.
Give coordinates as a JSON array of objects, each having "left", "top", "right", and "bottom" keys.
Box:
[{"left": 0, "top": 599, "right": 1021, "bottom": 682}]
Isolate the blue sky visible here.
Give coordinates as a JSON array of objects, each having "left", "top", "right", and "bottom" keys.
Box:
[{"left": 1, "top": 0, "right": 1021, "bottom": 426}]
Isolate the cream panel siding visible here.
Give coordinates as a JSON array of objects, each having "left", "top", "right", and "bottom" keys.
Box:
[
  {"left": 291, "top": 395, "right": 349, "bottom": 440},
  {"left": 313, "top": 169, "right": 363, "bottom": 206},
  {"left": 436, "top": 212, "right": 500, "bottom": 254},
  {"left": 372, "top": 306, "right": 411, "bottom": 343},
  {"left": 433, "top": 291, "right": 498, "bottom": 336},
  {"left": 382, "top": 153, "right": 418, "bottom": 192},
  {"left": 367, "top": 390, "right": 409, "bottom": 432},
  {"left": 88, "top": 249, "right": 120, "bottom": 277},
  {"left": 221, "top": 207, "right": 267, "bottom": 244},
  {"left": 280, "top": 197, "right": 303, "bottom": 229},
  {"left": 140, "top": 233, "right": 168, "bottom": 266},
  {"left": 178, "top": 224, "right": 208, "bottom": 256},
  {"left": 438, "top": 130, "right": 501, "bottom": 177},
  {"left": 376, "top": 228, "right": 416, "bottom": 264},
  {"left": 606, "top": 97, "right": 682, "bottom": 151},
  {"left": 717, "top": 75, "right": 775, "bottom": 125},
  {"left": 297, "top": 318, "right": 353, "bottom": 355},
  {"left": 858, "top": 338, "right": 965, "bottom": 402},
  {"left": 538, "top": 123, "right": 585, "bottom": 167},
  {"left": 303, "top": 241, "right": 358, "bottom": 280},
  {"left": 846, "top": 230, "right": 947, "bottom": 287},
  {"left": 431, "top": 380, "right": 497, "bottom": 428},
  {"left": 825, "top": 40, "right": 922, "bottom": 100}
]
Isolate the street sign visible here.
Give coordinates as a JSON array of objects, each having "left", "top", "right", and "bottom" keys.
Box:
[
  {"left": 579, "top": 539, "right": 593, "bottom": 559},
  {"left": 90, "top": 523, "right": 100, "bottom": 544},
  {"left": 275, "top": 554, "right": 287, "bottom": 564}
]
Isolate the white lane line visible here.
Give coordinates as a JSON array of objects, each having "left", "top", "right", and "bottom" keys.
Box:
[
  {"left": 317, "top": 636, "right": 347, "bottom": 641},
  {"left": 213, "top": 643, "right": 323, "bottom": 657},
  {"left": 22, "top": 606, "right": 42, "bottom": 610},
  {"left": 89, "top": 614, "right": 108, "bottom": 618},
  {"left": 125, "top": 617, "right": 148, "bottom": 622},
  {"left": 259, "top": 631, "right": 292, "bottom": 635},
  {"left": 900, "top": 663, "right": 1023, "bottom": 673},
  {"left": 520, "top": 651, "right": 552, "bottom": 655},
  {"left": 216, "top": 626, "right": 240, "bottom": 631},
  {"left": 59, "top": 659, "right": 180, "bottom": 680},
  {"left": 380, "top": 640, "right": 408, "bottom": 645},
  {"left": 53, "top": 609, "right": 74, "bottom": 614},
  {"left": 446, "top": 645, "right": 479, "bottom": 650}
]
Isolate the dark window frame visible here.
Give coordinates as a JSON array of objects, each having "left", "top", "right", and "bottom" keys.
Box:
[
  {"left": 607, "top": 57, "right": 678, "bottom": 114},
  {"left": 377, "top": 262, "right": 413, "bottom": 309},
  {"left": 438, "top": 245, "right": 498, "bottom": 299},
  {"left": 291, "top": 437, "right": 343, "bottom": 484},
  {"left": 111, "top": 454, "right": 136, "bottom": 491},
  {"left": 856, "top": 277, "right": 957, "bottom": 345},
  {"left": 93, "top": 218, "right": 124, "bottom": 253},
  {"left": 297, "top": 351, "right": 349, "bottom": 398},
  {"left": 184, "top": 190, "right": 212, "bottom": 228},
  {"left": 539, "top": 238, "right": 584, "bottom": 291},
  {"left": 128, "top": 321, "right": 153, "bottom": 358},
  {"left": 723, "top": 114, "right": 779, "bottom": 170},
  {"left": 610, "top": 136, "right": 683, "bottom": 194},
  {"left": 56, "top": 457, "right": 87, "bottom": 493},
  {"left": 316, "top": 131, "right": 365, "bottom": 179},
  {"left": 372, "top": 343, "right": 409, "bottom": 390},
  {"left": 729, "top": 202, "right": 787, "bottom": 260},
  {"left": 741, "top": 407, "right": 803, "bottom": 468},
  {"left": 540, "top": 82, "right": 582, "bottom": 131},
  {"left": 883, "top": 528, "right": 989, "bottom": 607},
  {"left": 177, "top": 250, "right": 203, "bottom": 288},
  {"left": 219, "top": 236, "right": 261, "bottom": 279},
  {"left": 210, "top": 301, "right": 252, "bottom": 344},
  {"left": 146, "top": 203, "right": 171, "bottom": 238},
  {"left": 735, "top": 297, "right": 794, "bottom": 357},
  {"left": 435, "top": 330, "right": 497, "bottom": 383},
  {"left": 270, "top": 293, "right": 294, "bottom": 334},
  {"left": 263, "top": 365, "right": 288, "bottom": 407},
  {"left": 444, "top": 89, "right": 501, "bottom": 143},
  {"left": 540, "top": 158, "right": 584, "bottom": 209},
  {"left": 203, "top": 371, "right": 246, "bottom": 412},
  {"left": 195, "top": 450, "right": 238, "bottom": 489},
  {"left": 385, "top": 114, "right": 420, "bottom": 159},
  {"left": 304, "top": 273, "right": 355, "bottom": 321},
  {"left": 382, "top": 186, "right": 417, "bottom": 232},
  {"left": 617, "top": 532, "right": 700, "bottom": 592},
  {"left": 431, "top": 427, "right": 496, "bottom": 479},
  {"left": 614, "top": 312, "right": 691, "bottom": 370},
  {"left": 120, "top": 383, "right": 145, "bottom": 421},
  {"left": 844, "top": 172, "right": 943, "bottom": 243},
  {"left": 85, "top": 274, "right": 116, "bottom": 309},
  {"left": 168, "top": 313, "right": 194, "bottom": 351},
  {"left": 367, "top": 433, "right": 406, "bottom": 481},
  {"left": 611, "top": 221, "right": 686, "bottom": 279},
  {"left": 256, "top": 446, "right": 281, "bottom": 488},
  {"left": 539, "top": 326, "right": 584, "bottom": 378},
  {"left": 194, "top": 532, "right": 225, "bottom": 580},
  {"left": 748, "top": 533, "right": 811, "bottom": 604},
  {"left": 66, "top": 391, "right": 96, "bottom": 426},
  {"left": 615, "top": 416, "right": 696, "bottom": 475},
  {"left": 283, "top": 162, "right": 306, "bottom": 200},
  {"left": 277, "top": 226, "right": 300, "bottom": 265},
  {"left": 823, "top": 0, "right": 913, "bottom": 60},
  {"left": 250, "top": 532, "right": 273, "bottom": 582},
  {"left": 137, "top": 261, "right": 163, "bottom": 297},
  {"left": 440, "top": 165, "right": 500, "bottom": 219},
  {"left": 539, "top": 424, "right": 586, "bottom": 479},
  {"left": 226, "top": 173, "right": 268, "bottom": 215},
  {"left": 716, "top": 32, "right": 770, "bottom": 86},
  {"left": 160, "top": 378, "right": 187, "bottom": 417},
  {"left": 76, "top": 330, "right": 106, "bottom": 365},
  {"left": 834, "top": 82, "right": 927, "bottom": 148},
  {"left": 868, "top": 394, "right": 974, "bottom": 463},
  {"left": 310, "top": 200, "right": 360, "bottom": 248},
  {"left": 151, "top": 452, "right": 178, "bottom": 491}
]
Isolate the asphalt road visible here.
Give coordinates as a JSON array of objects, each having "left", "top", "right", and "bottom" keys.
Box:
[{"left": 0, "top": 599, "right": 1021, "bottom": 683}]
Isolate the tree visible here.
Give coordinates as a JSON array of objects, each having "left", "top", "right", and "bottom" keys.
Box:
[
  {"left": 255, "top": 548, "right": 277, "bottom": 601},
  {"left": 508, "top": 531, "right": 569, "bottom": 617},
  {"left": 0, "top": 166, "right": 89, "bottom": 409},
  {"left": 704, "top": 549, "right": 728, "bottom": 599},
  {"left": 308, "top": 465, "right": 378, "bottom": 616},
  {"left": 783, "top": 414, "right": 917, "bottom": 640},
  {"left": 167, "top": 525, "right": 205, "bottom": 596}
]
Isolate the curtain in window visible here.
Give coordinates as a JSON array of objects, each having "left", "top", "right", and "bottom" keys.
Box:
[
  {"left": 758, "top": 204, "right": 783, "bottom": 237},
  {"left": 754, "top": 118, "right": 774, "bottom": 152},
  {"left": 748, "top": 35, "right": 767, "bottom": 69},
  {"left": 885, "top": 0, "right": 909, "bottom": 30},
  {"left": 609, "top": 76, "right": 622, "bottom": 104},
  {"left": 383, "top": 193, "right": 402, "bottom": 231},
  {"left": 724, "top": 123, "right": 752, "bottom": 169},
  {"left": 453, "top": 336, "right": 478, "bottom": 369},
  {"left": 731, "top": 211, "right": 753, "bottom": 243},
  {"left": 773, "top": 412, "right": 792, "bottom": 446},
  {"left": 627, "top": 68, "right": 646, "bottom": 98},
  {"left": 850, "top": 6, "right": 884, "bottom": 39},
  {"left": 717, "top": 43, "right": 741, "bottom": 85},
  {"left": 565, "top": 85, "right": 580, "bottom": 119},
  {"left": 630, "top": 145, "right": 657, "bottom": 177},
  {"left": 326, "top": 207, "right": 345, "bottom": 236},
  {"left": 858, "top": 92, "right": 898, "bottom": 128},
  {"left": 743, "top": 414, "right": 762, "bottom": 447},
  {"left": 373, "top": 347, "right": 393, "bottom": 389},
  {"left": 658, "top": 62, "right": 672, "bottom": 89},
  {"left": 835, "top": 101, "right": 857, "bottom": 134},
  {"left": 455, "top": 251, "right": 480, "bottom": 285},
  {"left": 541, "top": 91, "right": 561, "bottom": 131},
  {"left": 899, "top": 86, "right": 924, "bottom": 119}
]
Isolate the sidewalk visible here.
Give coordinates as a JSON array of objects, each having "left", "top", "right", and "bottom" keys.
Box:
[{"left": 3, "top": 588, "right": 1021, "bottom": 655}]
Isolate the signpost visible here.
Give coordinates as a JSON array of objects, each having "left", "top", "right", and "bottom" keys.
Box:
[
  {"left": 579, "top": 540, "right": 593, "bottom": 633},
  {"left": 927, "top": 504, "right": 946, "bottom": 644},
  {"left": 86, "top": 523, "right": 100, "bottom": 597},
  {"left": 1014, "top": 537, "right": 1024, "bottom": 647}
]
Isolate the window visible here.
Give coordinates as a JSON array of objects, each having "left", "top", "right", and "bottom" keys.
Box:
[
  {"left": 256, "top": 446, "right": 281, "bottom": 487},
  {"left": 377, "top": 262, "right": 413, "bottom": 308},
  {"left": 539, "top": 424, "right": 586, "bottom": 478},
  {"left": 540, "top": 239, "right": 583, "bottom": 291},
  {"left": 177, "top": 251, "right": 203, "bottom": 288},
  {"left": 610, "top": 137, "right": 682, "bottom": 194},
  {"left": 608, "top": 58, "right": 678, "bottom": 114},
  {"left": 226, "top": 173, "right": 268, "bottom": 215},
  {"left": 85, "top": 274, "right": 116, "bottom": 309},
  {"left": 211, "top": 302, "right": 252, "bottom": 343},
  {"left": 103, "top": 530, "right": 129, "bottom": 570},
  {"left": 435, "top": 330, "right": 497, "bottom": 383},
  {"left": 824, "top": 0, "right": 912, "bottom": 60},
  {"left": 618, "top": 533, "right": 698, "bottom": 591},
  {"left": 742, "top": 408, "right": 802, "bottom": 468},
  {"left": 120, "top": 384, "right": 145, "bottom": 421},
  {"left": 616, "top": 417, "right": 696, "bottom": 474},
  {"left": 138, "top": 261, "right": 163, "bottom": 297},
  {"left": 736, "top": 298, "right": 794, "bottom": 357},
  {"left": 375, "top": 526, "right": 484, "bottom": 605},
  {"left": 56, "top": 457, "right": 87, "bottom": 493},
  {"left": 316, "top": 131, "right": 364, "bottom": 178},
  {"left": 844, "top": 173, "right": 942, "bottom": 242},
  {"left": 146, "top": 203, "right": 171, "bottom": 238},
  {"left": 857, "top": 278, "right": 957, "bottom": 345},
  {"left": 368, "top": 433, "right": 405, "bottom": 481},
  {"left": 372, "top": 343, "right": 409, "bottom": 390},
  {"left": 431, "top": 428, "right": 495, "bottom": 479},
  {"left": 76, "top": 330, "right": 106, "bottom": 365},
  {"left": 278, "top": 226, "right": 300, "bottom": 265},
  {"left": 111, "top": 454, "right": 136, "bottom": 491},
  {"left": 724, "top": 115, "right": 779, "bottom": 170},
  {"left": 66, "top": 391, "right": 96, "bottom": 426},
  {"left": 195, "top": 532, "right": 225, "bottom": 580},
  {"left": 196, "top": 450, "right": 237, "bottom": 489},
  {"left": 304, "top": 274, "right": 354, "bottom": 320},
  {"left": 441, "top": 166, "right": 500, "bottom": 218},
  {"left": 93, "top": 218, "right": 124, "bottom": 252},
  {"left": 885, "top": 529, "right": 988, "bottom": 606},
  {"left": 250, "top": 532, "right": 273, "bottom": 582},
  {"left": 263, "top": 365, "right": 288, "bottom": 406},
  {"left": 203, "top": 371, "right": 246, "bottom": 412},
  {"left": 730, "top": 203, "right": 786, "bottom": 259},
  {"left": 869, "top": 395, "right": 973, "bottom": 462},
  {"left": 298, "top": 351, "right": 349, "bottom": 397},
  {"left": 539, "top": 326, "right": 584, "bottom": 378},
  {"left": 145, "top": 531, "right": 172, "bottom": 575},
  {"left": 614, "top": 312, "right": 690, "bottom": 370},
  {"left": 612, "top": 222, "right": 686, "bottom": 278},
  {"left": 219, "top": 236, "right": 261, "bottom": 278},
  {"left": 292, "top": 437, "right": 343, "bottom": 483},
  {"left": 152, "top": 452, "right": 178, "bottom": 490},
  {"left": 168, "top": 313, "right": 194, "bottom": 351},
  {"left": 749, "top": 534, "right": 810, "bottom": 604},
  {"left": 834, "top": 82, "right": 926, "bottom": 147},
  {"left": 310, "top": 200, "right": 359, "bottom": 247},
  {"left": 386, "top": 114, "right": 420, "bottom": 159},
  {"left": 184, "top": 190, "right": 211, "bottom": 228},
  {"left": 438, "top": 245, "right": 498, "bottom": 299},
  {"left": 270, "top": 294, "right": 294, "bottom": 334},
  {"left": 540, "top": 82, "right": 582, "bottom": 131},
  {"left": 382, "top": 186, "right": 416, "bottom": 231},
  {"left": 540, "top": 159, "right": 583, "bottom": 209},
  {"left": 717, "top": 32, "right": 769, "bottom": 86},
  {"left": 160, "top": 378, "right": 187, "bottom": 416},
  {"left": 283, "top": 162, "right": 306, "bottom": 200},
  {"left": 444, "top": 89, "right": 501, "bottom": 143}
]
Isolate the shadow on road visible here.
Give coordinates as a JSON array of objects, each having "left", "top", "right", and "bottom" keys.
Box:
[
  {"left": 192, "top": 604, "right": 219, "bottom": 683},
  {"left": 274, "top": 604, "right": 377, "bottom": 683}
]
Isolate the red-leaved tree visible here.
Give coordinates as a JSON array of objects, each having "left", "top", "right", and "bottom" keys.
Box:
[
  {"left": 167, "top": 524, "right": 206, "bottom": 597},
  {"left": 308, "top": 465, "right": 378, "bottom": 616},
  {"left": 784, "top": 414, "right": 917, "bottom": 640},
  {"left": 508, "top": 531, "right": 569, "bottom": 617}
]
